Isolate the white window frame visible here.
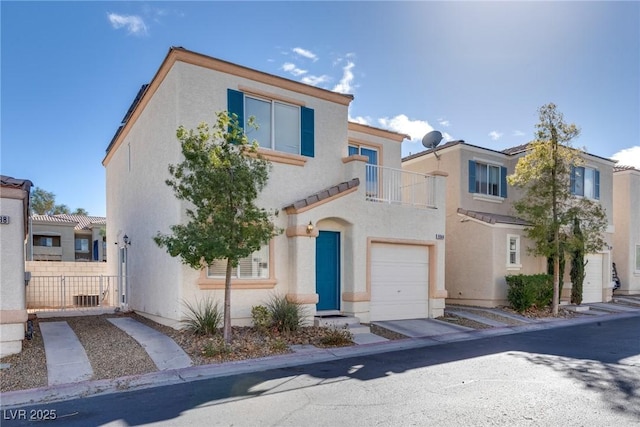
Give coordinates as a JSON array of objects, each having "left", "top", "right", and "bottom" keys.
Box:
[
  {"left": 245, "top": 95, "right": 301, "bottom": 155},
  {"left": 475, "top": 162, "right": 501, "bottom": 197},
  {"left": 207, "top": 246, "right": 270, "bottom": 280},
  {"left": 507, "top": 234, "right": 521, "bottom": 269},
  {"left": 635, "top": 244, "right": 640, "bottom": 273}
]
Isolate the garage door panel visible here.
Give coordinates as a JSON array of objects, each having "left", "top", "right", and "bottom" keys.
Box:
[{"left": 370, "top": 243, "right": 429, "bottom": 321}]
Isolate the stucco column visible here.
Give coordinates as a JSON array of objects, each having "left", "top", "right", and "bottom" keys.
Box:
[
  {"left": 0, "top": 187, "right": 30, "bottom": 357},
  {"left": 285, "top": 217, "right": 319, "bottom": 309}
]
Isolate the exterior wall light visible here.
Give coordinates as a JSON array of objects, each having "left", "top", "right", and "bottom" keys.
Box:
[{"left": 306, "top": 221, "right": 314, "bottom": 234}]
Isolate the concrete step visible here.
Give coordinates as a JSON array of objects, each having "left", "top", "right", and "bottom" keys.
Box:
[{"left": 314, "top": 315, "right": 361, "bottom": 328}]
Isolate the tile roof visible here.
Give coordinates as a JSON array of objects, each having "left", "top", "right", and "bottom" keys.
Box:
[
  {"left": 614, "top": 165, "right": 639, "bottom": 172},
  {"left": 457, "top": 208, "right": 529, "bottom": 226},
  {"left": 284, "top": 178, "right": 360, "bottom": 213},
  {"left": 402, "top": 140, "right": 466, "bottom": 162},
  {"left": 1, "top": 175, "right": 33, "bottom": 191},
  {"left": 31, "top": 214, "right": 107, "bottom": 231}
]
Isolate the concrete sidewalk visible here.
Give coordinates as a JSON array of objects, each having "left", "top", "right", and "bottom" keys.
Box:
[{"left": 3, "top": 298, "right": 639, "bottom": 409}]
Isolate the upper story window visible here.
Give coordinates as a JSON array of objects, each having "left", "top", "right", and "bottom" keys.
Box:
[
  {"left": 34, "top": 235, "right": 60, "bottom": 247},
  {"left": 571, "top": 166, "right": 600, "bottom": 200},
  {"left": 228, "top": 89, "right": 314, "bottom": 158},
  {"left": 468, "top": 160, "right": 507, "bottom": 198},
  {"left": 75, "top": 238, "right": 89, "bottom": 252},
  {"left": 207, "top": 245, "right": 269, "bottom": 279},
  {"left": 349, "top": 144, "right": 379, "bottom": 195}
]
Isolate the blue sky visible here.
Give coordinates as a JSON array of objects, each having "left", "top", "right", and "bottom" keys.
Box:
[{"left": 2, "top": 1, "right": 639, "bottom": 217}]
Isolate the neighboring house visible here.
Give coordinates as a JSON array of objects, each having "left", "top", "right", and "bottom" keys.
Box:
[
  {"left": 612, "top": 166, "right": 640, "bottom": 294},
  {"left": 103, "top": 47, "right": 447, "bottom": 328},
  {"left": 27, "top": 214, "right": 107, "bottom": 262},
  {"left": 0, "top": 175, "right": 32, "bottom": 357},
  {"left": 402, "top": 141, "right": 616, "bottom": 307}
]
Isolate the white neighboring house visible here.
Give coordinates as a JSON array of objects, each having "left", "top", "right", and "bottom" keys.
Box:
[
  {"left": 0, "top": 175, "right": 32, "bottom": 356},
  {"left": 612, "top": 166, "right": 640, "bottom": 294},
  {"left": 103, "top": 47, "right": 448, "bottom": 328}
]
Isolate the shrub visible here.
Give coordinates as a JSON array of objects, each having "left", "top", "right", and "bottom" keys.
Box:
[
  {"left": 269, "top": 338, "right": 288, "bottom": 352},
  {"left": 319, "top": 325, "right": 353, "bottom": 347},
  {"left": 265, "top": 294, "right": 306, "bottom": 334},
  {"left": 202, "top": 338, "right": 231, "bottom": 357},
  {"left": 506, "top": 274, "right": 553, "bottom": 312},
  {"left": 251, "top": 305, "right": 272, "bottom": 332},
  {"left": 181, "top": 297, "right": 222, "bottom": 335}
]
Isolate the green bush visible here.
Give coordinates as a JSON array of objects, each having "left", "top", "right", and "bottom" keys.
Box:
[
  {"left": 181, "top": 297, "right": 222, "bottom": 335},
  {"left": 506, "top": 274, "right": 553, "bottom": 312},
  {"left": 319, "top": 325, "right": 353, "bottom": 347},
  {"left": 265, "top": 294, "right": 306, "bottom": 334},
  {"left": 202, "top": 338, "right": 231, "bottom": 357},
  {"left": 251, "top": 305, "right": 272, "bottom": 331}
]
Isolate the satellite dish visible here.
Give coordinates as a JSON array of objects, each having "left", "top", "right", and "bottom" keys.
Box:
[{"left": 422, "top": 130, "right": 443, "bottom": 150}]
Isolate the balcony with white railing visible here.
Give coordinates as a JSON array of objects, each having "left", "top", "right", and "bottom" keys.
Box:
[{"left": 365, "top": 164, "right": 438, "bottom": 208}]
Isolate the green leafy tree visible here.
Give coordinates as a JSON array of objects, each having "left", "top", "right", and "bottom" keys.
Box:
[
  {"left": 570, "top": 217, "right": 585, "bottom": 305},
  {"left": 72, "top": 208, "right": 89, "bottom": 216},
  {"left": 30, "top": 187, "right": 56, "bottom": 214},
  {"left": 30, "top": 187, "right": 88, "bottom": 215},
  {"left": 508, "top": 103, "right": 607, "bottom": 315},
  {"left": 154, "top": 111, "right": 281, "bottom": 343}
]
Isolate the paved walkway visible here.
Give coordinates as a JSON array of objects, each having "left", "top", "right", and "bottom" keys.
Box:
[
  {"left": 39, "top": 322, "right": 93, "bottom": 386},
  {"left": 107, "top": 318, "right": 192, "bottom": 371}
]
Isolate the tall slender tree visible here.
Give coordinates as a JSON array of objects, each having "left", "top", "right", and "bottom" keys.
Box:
[
  {"left": 570, "top": 217, "right": 585, "bottom": 305},
  {"left": 154, "top": 111, "right": 281, "bottom": 343},
  {"left": 508, "top": 103, "right": 607, "bottom": 315}
]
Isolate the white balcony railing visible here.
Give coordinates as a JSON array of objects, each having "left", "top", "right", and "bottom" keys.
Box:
[{"left": 365, "top": 164, "right": 437, "bottom": 208}]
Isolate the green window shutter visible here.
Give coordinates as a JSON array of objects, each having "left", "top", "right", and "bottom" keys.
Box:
[
  {"left": 594, "top": 169, "right": 600, "bottom": 199},
  {"left": 227, "top": 89, "right": 244, "bottom": 131},
  {"left": 300, "top": 106, "right": 314, "bottom": 157},
  {"left": 500, "top": 166, "right": 508, "bottom": 198},
  {"left": 468, "top": 160, "right": 476, "bottom": 193}
]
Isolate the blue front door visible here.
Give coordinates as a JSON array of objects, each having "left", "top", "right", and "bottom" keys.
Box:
[{"left": 316, "top": 231, "right": 340, "bottom": 311}]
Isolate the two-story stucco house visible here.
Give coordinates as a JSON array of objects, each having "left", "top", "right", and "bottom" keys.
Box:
[
  {"left": 103, "top": 47, "right": 447, "bottom": 328},
  {"left": 402, "top": 140, "right": 616, "bottom": 307},
  {"left": 27, "top": 214, "right": 107, "bottom": 262},
  {"left": 612, "top": 166, "right": 640, "bottom": 294}
]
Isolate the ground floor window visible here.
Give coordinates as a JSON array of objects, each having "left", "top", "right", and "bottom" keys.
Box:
[
  {"left": 507, "top": 234, "right": 521, "bottom": 268},
  {"left": 75, "top": 238, "right": 89, "bottom": 252},
  {"left": 207, "top": 245, "right": 269, "bottom": 279}
]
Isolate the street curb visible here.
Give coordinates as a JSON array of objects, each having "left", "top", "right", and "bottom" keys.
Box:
[{"left": 1, "top": 310, "right": 638, "bottom": 409}]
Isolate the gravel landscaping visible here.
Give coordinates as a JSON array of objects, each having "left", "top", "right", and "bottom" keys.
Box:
[{"left": 0, "top": 305, "right": 589, "bottom": 393}]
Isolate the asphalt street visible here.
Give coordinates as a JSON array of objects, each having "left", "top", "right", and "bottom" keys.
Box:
[{"left": 2, "top": 316, "right": 638, "bottom": 426}]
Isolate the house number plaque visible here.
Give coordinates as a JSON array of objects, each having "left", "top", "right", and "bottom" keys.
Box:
[{"left": 0, "top": 215, "right": 10, "bottom": 224}]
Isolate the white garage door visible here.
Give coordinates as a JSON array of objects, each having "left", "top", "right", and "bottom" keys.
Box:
[
  {"left": 582, "top": 254, "right": 603, "bottom": 304},
  {"left": 370, "top": 243, "right": 429, "bottom": 321}
]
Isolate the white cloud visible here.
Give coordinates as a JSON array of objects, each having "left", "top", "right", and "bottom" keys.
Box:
[
  {"left": 611, "top": 146, "right": 640, "bottom": 169},
  {"left": 292, "top": 47, "right": 318, "bottom": 61},
  {"left": 332, "top": 61, "right": 355, "bottom": 94},
  {"left": 282, "top": 62, "right": 307, "bottom": 76},
  {"left": 348, "top": 115, "right": 371, "bottom": 125},
  {"left": 513, "top": 130, "right": 525, "bottom": 137},
  {"left": 301, "top": 75, "right": 330, "bottom": 86},
  {"left": 438, "top": 118, "right": 450, "bottom": 127},
  {"left": 488, "top": 130, "right": 503, "bottom": 141},
  {"left": 378, "top": 114, "right": 436, "bottom": 141},
  {"left": 107, "top": 13, "right": 148, "bottom": 35}
]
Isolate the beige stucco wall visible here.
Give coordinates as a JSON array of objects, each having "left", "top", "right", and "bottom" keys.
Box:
[
  {"left": 29, "top": 221, "right": 76, "bottom": 261},
  {"left": 403, "top": 143, "right": 615, "bottom": 307},
  {"left": 105, "top": 54, "right": 447, "bottom": 328},
  {"left": 613, "top": 169, "right": 640, "bottom": 294},
  {"left": 0, "top": 189, "right": 29, "bottom": 357}
]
